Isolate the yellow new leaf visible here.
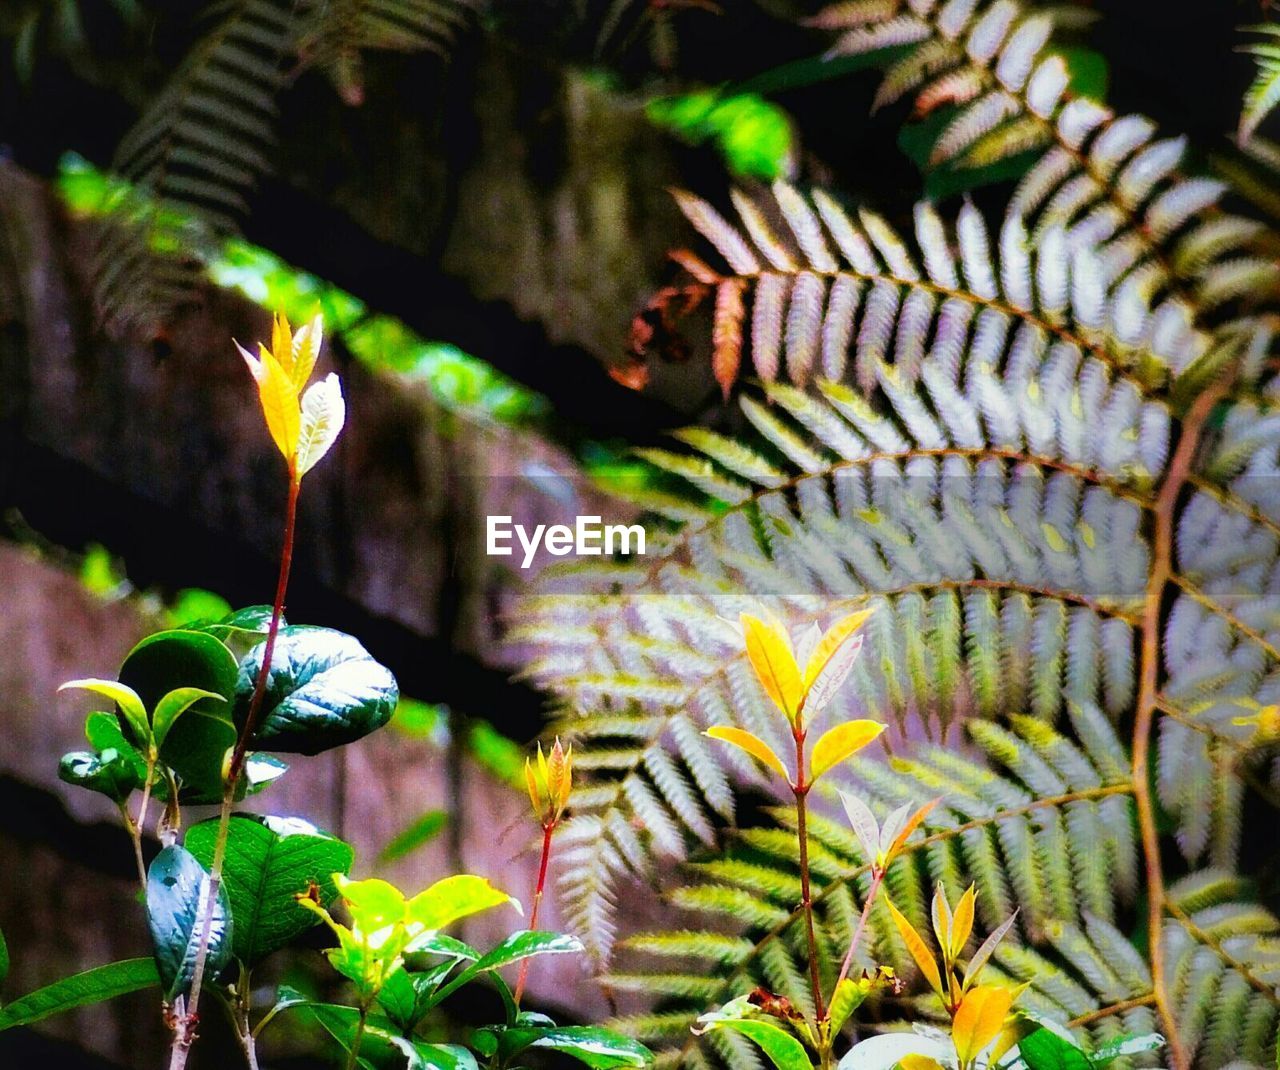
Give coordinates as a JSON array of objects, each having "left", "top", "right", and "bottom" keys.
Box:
[
  {"left": 951, "top": 985, "right": 1015, "bottom": 1065},
  {"left": 296, "top": 373, "right": 345, "bottom": 477},
  {"left": 887, "top": 797, "right": 940, "bottom": 861},
  {"left": 705, "top": 725, "right": 789, "bottom": 782},
  {"left": 271, "top": 311, "right": 292, "bottom": 377},
  {"left": 808, "top": 719, "right": 885, "bottom": 781},
  {"left": 740, "top": 614, "right": 803, "bottom": 721},
  {"left": 899, "top": 1057, "right": 946, "bottom": 1070},
  {"left": 886, "top": 897, "right": 944, "bottom": 1000},
  {"left": 290, "top": 314, "right": 323, "bottom": 392},
  {"left": 802, "top": 609, "right": 874, "bottom": 688},
  {"left": 239, "top": 341, "right": 300, "bottom": 464},
  {"left": 949, "top": 885, "right": 977, "bottom": 960},
  {"left": 931, "top": 885, "right": 952, "bottom": 958}
]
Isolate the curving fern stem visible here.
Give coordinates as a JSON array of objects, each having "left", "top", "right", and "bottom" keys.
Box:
[{"left": 1133, "top": 376, "right": 1233, "bottom": 1070}]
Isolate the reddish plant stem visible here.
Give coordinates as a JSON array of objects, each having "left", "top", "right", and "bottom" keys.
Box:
[
  {"left": 792, "top": 728, "right": 826, "bottom": 1023},
  {"left": 514, "top": 822, "right": 556, "bottom": 1005},
  {"left": 1132, "top": 379, "right": 1230, "bottom": 1070},
  {"left": 169, "top": 473, "right": 300, "bottom": 1070},
  {"left": 834, "top": 868, "right": 883, "bottom": 992}
]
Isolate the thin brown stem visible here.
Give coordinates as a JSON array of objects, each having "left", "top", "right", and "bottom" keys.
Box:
[
  {"left": 121, "top": 804, "right": 147, "bottom": 892},
  {"left": 834, "top": 868, "right": 883, "bottom": 992},
  {"left": 1068, "top": 994, "right": 1157, "bottom": 1029},
  {"left": 169, "top": 473, "right": 300, "bottom": 1070},
  {"left": 1133, "top": 379, "right": 1231, "bottom": 1070},
  {"left": 514, "top": 822, "right": 555, "bottom": 1005},
  {"left": 792, "top": 729, "right": 826, "bottom": 1023}
]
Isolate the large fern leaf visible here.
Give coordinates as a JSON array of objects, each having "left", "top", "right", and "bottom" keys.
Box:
[{"left": 512, "top": 186, "right": 1280, "bottom": 1065}]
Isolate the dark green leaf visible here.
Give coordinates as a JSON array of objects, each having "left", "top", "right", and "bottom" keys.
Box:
[
  {"left": 187, "top": 814, "right": 352, "bottom": 965},
  {"left": 145, "top": 845, "right": 233, "bottom": 1001},
  {"left": 0, "top": 924, "right": 9, "bottom": 990},
  {"left": 380, "top": 810, "right": 447, "bottom": 863},
  {"left": 303, "top": 1003, "right": 477, "bottom": 1070},
  {"left": 236, "top": 626, "right": 398, "bottom": 754},
  {"left": 59, "top": 749, "right": 144, "bottom": 802},
  {"left": 195, "top": 605, "right": 279, "bottom": 641},
  {"left": 0, "top": 959, "right": 158, "bottom": 1031},
  {"left": 120, "top": 630, "right": 238, "bottom": 799}
]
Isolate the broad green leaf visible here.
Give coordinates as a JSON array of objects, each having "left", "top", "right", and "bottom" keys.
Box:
[
  {"left": 236, "top": 626, "right": 398, "bottom": 754},
  {"left": 492, "top": 1026, "right": 652, "bottom": 1070},
  {"left": 59, "top": 748, "right": 144, "bottom": 802},
  {"left": 405, "top": 874, "right": 514, "bottom": 933},
  {"left": 426, "top": 931, "right": 582, "bottom": 1007},
  {"left": 836, "top": 1033, "right": 953, "bottom": 1070},
  {"left": 809, "top": 720, "right": 884, "bottom": 781},
  {"left": 59, "top": 679, "right": 149, "bottom": 747},
  {"left": 152, "top": 687, "right": 225, "bottom": 750},
  {"left": 740, "top": 614, "right": 803, "bottom": 720},
  {"left": 0, "top": 959, "right": 158, "bottom": 1031},
  {"left": 146, "top": 845, "right": 233, "bottom": 1001},
  {"left": 705, "top": 725, "right": 790, "bottom": 781},
  {"left": 193, "top": 605, "right": 279, "bottom": 642},
  {"left": 167, "top": 589, "right": 233, "bottom": 629},
  {"left": 1018, "top": 1028, "right": 1090, "bottom": 1070},
  {"left": 186, "top": 814, "right": 353, "bottom": 965},
  {"left": 696, "top": 1018, "right": 807, "bottom": 1070},
  {"left": 380, "top": 810, "right": 448, "bottom": 863},
  {"left": 297, "top": 373, "right": 345, "bottom": 476},
  {"left": 120, "top": 630, "right": 238, "bottom": 799},
  {"left": 302, "top": 1002, "right": 478, "bottom": 1070}
]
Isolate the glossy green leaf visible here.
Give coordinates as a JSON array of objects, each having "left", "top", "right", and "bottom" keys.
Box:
[
  {"left": 1018, "top": 1028, "right": 1091, "bottom": 1070},
  {"left": 193, "top": 605, "right": 279, "bottom": 642},
  {"left": 302, "top": 1002, "right": 479, "bottom": 1070},
  {"left": 120, "top": 630, "right": 238, "bottom": 798},
  {"left": 702, "top": 1019, "right": 808, "bottom": 1070},
  {"left": 0, "top": 959, "right": 158, "bottom": 1031},
  {"left": 492, "top": 1026, "right": 652, "bottom": 1070},
  {"left": 59, "top": 748, "right": 145, "bottom": 802},
  {"left": 236, "top": 626, "right": 398, "bottom": 754},
  {"left": 152, "top": 687, "right": 225, "bottom": 750},
  {"left": 379, "top": 810, "right": 448, "bottom": 863},
  {"left": 187, "top": 814, "right": 352, "bottom": 965},
  {"left": 145, "top": 845, "right": 233, "bottom": 1001},
  {"left": 428, "top": 931, "right": 582, "bottom": 1008}
]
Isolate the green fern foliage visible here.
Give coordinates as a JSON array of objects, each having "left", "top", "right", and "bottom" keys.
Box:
[
  {"left": 515, "top": 190, "right": 1280, "bottom": 1068},
  {"left": 93, "top": 0, "right": 479, "bottom": 334},
  {"left": 809, "top": 0, "right": 1280, "bottom": 329},
  {"left": 1240, "top": 24, "right": 1280, "bottom": 146}
]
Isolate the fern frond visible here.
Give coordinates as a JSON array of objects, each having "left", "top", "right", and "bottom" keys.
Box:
[
  {"left": 95, "top": 0, "right": 296, "bottom": 334},
  {"left": 808, "top": 0, "right": 1280, "bottom": 361},
  {"left": 653, "top": 183, "right": 1209, "bottom": 396},
  {"left": 1241, "top": 24, "right": 1280, "bottom": 145},
  {"left": 297, "top": 0, "right": 480, "bottom": 104}
]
